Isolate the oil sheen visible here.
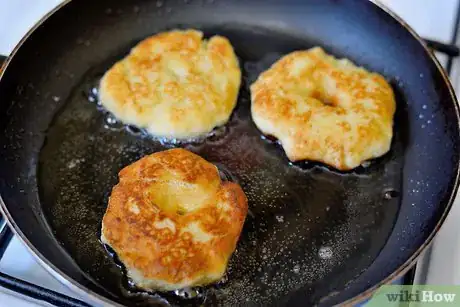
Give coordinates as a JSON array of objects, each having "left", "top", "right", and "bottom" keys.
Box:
[{"left": 38, "top": 27, "right": 403, "bottom": 307}]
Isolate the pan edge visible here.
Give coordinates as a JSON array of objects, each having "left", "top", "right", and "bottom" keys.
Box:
[
  {"left": 0, "top": 0, "right": 459, "bottom": 306},
  {"left": 329, "top": 1, "right": 460, "bottom": 306}
]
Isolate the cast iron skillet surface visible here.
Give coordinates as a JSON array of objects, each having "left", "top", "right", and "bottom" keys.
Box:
[{"left": 0, "top": 0, "right": 459, "bottom": 306}]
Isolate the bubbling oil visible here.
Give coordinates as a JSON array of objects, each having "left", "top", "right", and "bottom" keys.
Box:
[
  {"left": 39, "top": 34, "right": 402, "bottom": 306},
  {"left": 96, "top": 161, "right": 239, "bottom": 304},
  {"left": 87, "top": 85, "right": 231, "bottom": 146},
  {"left": 102, "top": 242, "right": 210, "bottom": 303}
]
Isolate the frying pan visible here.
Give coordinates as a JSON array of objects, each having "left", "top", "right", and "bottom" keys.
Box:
[{"left": 0, "top": 0, "right": 459, "bottom": 306}]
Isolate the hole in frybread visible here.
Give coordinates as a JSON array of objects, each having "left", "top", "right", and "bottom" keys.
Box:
[
  {"left": 176, "top": 208, "right": 187, "bottom": 215},
  {"left": 144, "top": 164, "right": 236, "bottom": 216},
  {"left": 146, "top": 183, "right": 214, "bottom": 215},
  {"left": 311, "top": 89, "right": 336, "bottom": 107}
]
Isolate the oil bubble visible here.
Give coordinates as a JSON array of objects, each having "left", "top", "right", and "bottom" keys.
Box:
[
  {"left": 318, "top": 246, "right": 333, "bottom": 259},
  {"left": 261, "top": 134, "right": 278, "bottom": 143},
  {"left": 126, "top": 125, "right": 144, "bottom": 136},
  {"left": 207, "top": 125, "right": 228, "bottom": 143},
  {"left": 173, "top": 287, "right": 202, "bottom": 299},
  {"left": 104, "top": 114, "right": 124, "bottom": 131},
  {"left": 383, "top": 189, "right": 399, "bottom": 200},
  {"left": 293, "top": 264, "right": 300, "bottom": 274}
]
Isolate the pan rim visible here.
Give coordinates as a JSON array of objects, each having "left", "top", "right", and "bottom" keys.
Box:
[
  {"left": 0, "top": 0, "right": 459, "bottom": 306},
  {"left": 0, "top": 2, "right": 124, "bottom": 306},
  {"left": 334, "top": 0, "right": 460, "bottom": 305}
]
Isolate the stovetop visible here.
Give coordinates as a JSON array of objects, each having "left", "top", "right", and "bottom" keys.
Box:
[{"left": 1, "top": 0, "right": 460, "bottom": 306}]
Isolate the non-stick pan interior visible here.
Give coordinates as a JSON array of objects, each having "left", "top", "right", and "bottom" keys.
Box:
[{"left": 0, "top": 0, "right": 459, "bottom": 306}]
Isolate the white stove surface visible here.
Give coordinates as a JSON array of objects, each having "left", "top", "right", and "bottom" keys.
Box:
[{"left": 1, "top": 0, "right": 460, "bottom": 306}]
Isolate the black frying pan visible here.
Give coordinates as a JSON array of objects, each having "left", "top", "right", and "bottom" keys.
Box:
[{"left": 0, "top": 0, "right": 459, "bottom": 306}]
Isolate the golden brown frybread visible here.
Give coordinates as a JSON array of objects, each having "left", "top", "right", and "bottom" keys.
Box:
[
  {"left": 99, "top": 29, "right": 241, "bottom": 139},
  {"left": 101, "top": 148, "right": 248, "bottom": 291},
  {"left": 251, "top": 47, "right": 396, "bottom": 171}
]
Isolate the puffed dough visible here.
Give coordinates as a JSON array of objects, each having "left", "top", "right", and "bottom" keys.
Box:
[
  {"left": 250, "top": 47, "right": 396, "bottom": 170},
  {"left": 99, "top": 29, "right": 241, "bottom": 139},
  {"left": 101, "top": 149, "right": 248, "bottom": 291}
]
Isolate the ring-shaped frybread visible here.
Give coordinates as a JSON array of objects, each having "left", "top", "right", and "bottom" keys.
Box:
[
  {"left": 250, "top": 47, "right": 396, "bottom": 171},
  {"left": 101, "top": 148, "right": 248, "bottom": 291}
]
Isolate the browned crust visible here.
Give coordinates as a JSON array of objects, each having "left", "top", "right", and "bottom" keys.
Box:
[
  {"left": 98, "top": 29, "right": 241, "bottom": 139},
  {"left": 101, "top": 148, "right": 248, "bottom": 290},
  {"left": 250, "top": 47, "right": 396, "bottom": 170}
]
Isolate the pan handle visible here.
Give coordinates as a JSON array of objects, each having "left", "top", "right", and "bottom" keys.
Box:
[
  {"left": 0, "top": 55, "right": 6, "bottom": 71},
  {"left": 423, "top": 39, "right": 460, "bottom": 57},
  {"left": 0, "top": 213, "right": 92, "bottom": 307},
  {"left": 0, "top": 56, "right": 94, "bottom": 301},
  {"left": 0, "top": 216, "right": 91, "bottom": 307},
  {"left": 0, "top": 271, "right": 91, "bottom": 307},
  {"left": 0, "top": 53, "right": 90, "bottom": 307},
  {"left": 0, "top": 216, "right": 13, "bottom": 260}
]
